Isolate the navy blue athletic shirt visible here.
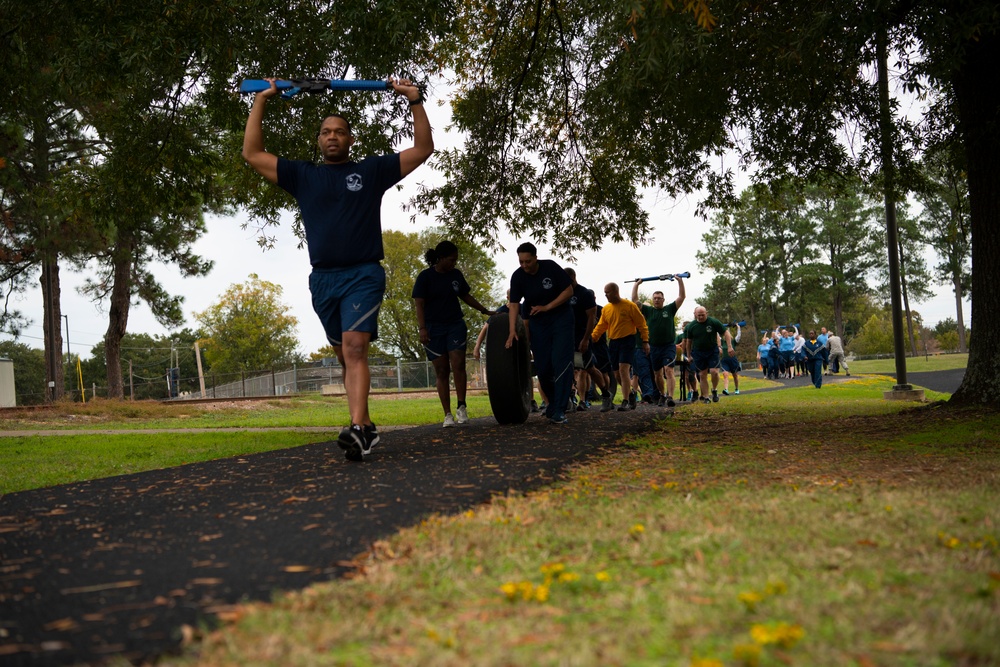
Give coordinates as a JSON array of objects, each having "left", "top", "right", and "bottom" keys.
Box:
[
  {"left": 412, "top": 266, "right": 472, "bottom": 325},
  {"left": 570, "top": 283, "right": 598, "bottom": 340},
  {"left": 276, "top": 155, "right": 402, "bottom": 268},
  {"left": 509, "top": 259, "right": 572, "bottom": 323}
]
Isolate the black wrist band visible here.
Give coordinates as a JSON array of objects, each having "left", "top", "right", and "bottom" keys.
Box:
[{"left": 409, "top": 98, "right": 423, "bottom": 107}]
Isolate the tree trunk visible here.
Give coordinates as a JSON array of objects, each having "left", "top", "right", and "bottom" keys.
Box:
[
  {"left": 104, "top": 252, "right": 132, "bottom": 400},
  {"left": 40, "top": 258, "right": 64, "bottom": 401},
  {"left": 831, "top": 275, "right": 845, "bottom": 338},
  {"left": 951, "top": 27, "right": 1000, "bottom": 404},
  {"left": 953, "top": 273, "right": 968, "bottom": 354}
]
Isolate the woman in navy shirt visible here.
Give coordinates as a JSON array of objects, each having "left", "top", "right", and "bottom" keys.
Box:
[{"left": 413, "top": 240, "right": 495, "bottom": 427}]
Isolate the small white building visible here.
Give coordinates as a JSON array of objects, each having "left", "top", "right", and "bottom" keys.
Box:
[{"left": 0, "top": 357, "right": 15, "bottom": 408}]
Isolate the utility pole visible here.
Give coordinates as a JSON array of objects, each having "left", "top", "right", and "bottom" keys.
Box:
[
  {"left": 877, "top": 21, "right": 923, "bottom": 402},
  {"left": 194, "top": 341, "right": 206, "bottom": 398}
]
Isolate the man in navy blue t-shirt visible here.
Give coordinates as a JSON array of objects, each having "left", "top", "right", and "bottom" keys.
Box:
[
  {"left": 242, "top": 77, "right": 433, "bottom": 462},
  {"left": 506, "top": 242, "right": 575, "bottom": 424}
]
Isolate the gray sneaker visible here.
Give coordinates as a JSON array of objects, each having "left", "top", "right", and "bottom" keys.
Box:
[
  {"left": 601, "top": 393, "right": 615, "bottom": 412},
  {"left": 443, "top": 413, "right": 456, "bottom": 428},
  {"left": 456, "top": 405, "right": 469, "bottom": 424}
]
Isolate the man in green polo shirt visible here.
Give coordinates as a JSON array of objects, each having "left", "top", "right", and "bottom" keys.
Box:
[
  {"left": 683, "top": 306, "right": 734, "bottom": 404},
  {"left": 631, "top": 275, "right": 685, "bottom": 407}
]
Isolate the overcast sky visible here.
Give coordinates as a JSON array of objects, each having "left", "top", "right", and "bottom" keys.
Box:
[{"left": 6, "top": 94, "right": 970, "bottom": 360}]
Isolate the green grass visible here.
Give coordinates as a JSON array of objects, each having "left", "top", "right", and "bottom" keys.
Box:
[
  {"left": 848, "top": 352, "right": 967, "bottom": 375},
  {"left": 147, "top": 375, "right": 998, "bottom": 667},
  {"left": 0, "top": 395, "right": 495, "bottom": 493},
  {"left": 0, "top": 431, "right": 331, "bottom": 493},
  {"left": 0, "top": 394, "right": 496, "bottom": 432}
]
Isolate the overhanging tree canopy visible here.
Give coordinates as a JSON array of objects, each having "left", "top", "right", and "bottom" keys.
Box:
[{"left": 412, "top": 0, "right": 998, "bottom": 404}]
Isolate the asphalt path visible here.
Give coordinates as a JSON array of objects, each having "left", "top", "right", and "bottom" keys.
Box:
[
  {"left": 893, "top": 368, "right": 965, "bottom": 394},
  {"left": 0, "top": 406, "right": 666, "bottom": 666}
]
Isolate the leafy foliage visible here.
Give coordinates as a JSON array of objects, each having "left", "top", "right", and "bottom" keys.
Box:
[
  {"left": 697, "top": 178, "right": 882, "bottom": 337},
  {"left": 194, "top": 274, "right": 300, "bottom": 373},
  {"left": 851, "top": 311, "right": 896, "bottom": 356}
]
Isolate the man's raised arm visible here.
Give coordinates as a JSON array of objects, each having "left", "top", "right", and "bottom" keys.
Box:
[
  {"left": 630, "top": 278, "right": 643, "bottom": 303},
  {"left": 394, "top": 79, "right": 434, "bottom": 177},
  {"left": 242, "top": 80, "right": 280, "bottom": 184}
]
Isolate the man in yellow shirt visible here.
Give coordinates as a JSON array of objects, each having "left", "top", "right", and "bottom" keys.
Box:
[{"left": 591, "top": 283, "right": 650, "bottom": 410}]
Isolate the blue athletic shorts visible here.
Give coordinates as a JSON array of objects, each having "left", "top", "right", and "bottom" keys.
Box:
[
  {"left": 575, "top": 347, "right": 597, "bottom": 370},
  {"left": 608, "top": 335, "right": 637, "bottom": 367},
  {"left": 649, "top": 343, "right": 677, "bottom": 370},
  {"left": 423, "top": 320, "right": 468, "bottom": 361},
  {"left": 691, "top": 348, "right": 720, "bottom": 373},
  {"left": 309, "top": 263, "right": 385, "bottom": 346},
  {"left": 721, "top": 355, "right": 741, "bottom": 374}
]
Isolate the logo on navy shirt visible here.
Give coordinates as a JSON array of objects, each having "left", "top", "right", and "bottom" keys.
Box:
[
  {"left": 542, "top": 278, "right": 553, "bottom": 290},
  {"left": 346, "top": 174, "right": 363, "bottom": 192},
  {"left": 452, "top": 280, "right": 460, "bottom": 293}
]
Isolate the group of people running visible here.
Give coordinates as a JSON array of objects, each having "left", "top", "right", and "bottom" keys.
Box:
[
  {"left": 240, "top": 79, "right": 819, "bottom": 461},
  {"left": 757, "top": 326, "right": 850, "bottom": 389},
  {"left": 390, "top": 236, "right": 746, "bottom": 428}
]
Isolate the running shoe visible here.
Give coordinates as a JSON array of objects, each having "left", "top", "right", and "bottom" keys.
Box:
[
  {"left": 456, "top": 405, "right": 469, "bottom": 424},
  {"left": 443, "top": 413, "right": 456, "bottom": 428},
  {"left": 338, "top": 424, "right": 370, "bottom": 462},
  {"left": 712, "top": 391, "right": 720, "bottom": 403},
  {"left": 722, "top": 389, "right": 730, "bottom": 396},
  {"left": 657, "top": 396, "right": 666, "bottom": 407},
  {"left": 601, "top": 393, "right": 615, "bottom": 412},
  {"left": 734, "top": 390, "right": 740, "bottom": 395},
  {"left": 629, "top": 392, "right": 637, "bottom": 410},
  {"left": 666, "top": 396, "right": 676, "bottom": 407},
  {"left": 618, "top": 399, "right": 629, "bottom": 412},
  {"left": 365, "top": 423, "right": 380, "bottom": 449},
  {"left": 700, "top": 396, "right": 712, "bottom": 404},
  {"left": 549, "top": 414, "right": 569, "bottom": 424}
]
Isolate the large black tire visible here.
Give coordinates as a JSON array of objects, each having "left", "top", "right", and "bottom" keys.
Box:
[{"left": 485, "top": 313, "right": 532, "bottom": 424}]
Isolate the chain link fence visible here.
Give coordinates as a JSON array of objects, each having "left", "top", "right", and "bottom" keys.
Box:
[{"left": 48, "top": 357, "right": 489, "bottom": 403}]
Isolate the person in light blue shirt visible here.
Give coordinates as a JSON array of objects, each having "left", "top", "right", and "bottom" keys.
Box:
[
  {"left": 817, "top": 327, "right": 830, "bottom": 374},
  {"left": 777, "top": 327, "right": 797, "bottom": 378},
  {"left": 757, "top": 335, "right": 772, "bottom": 378}
]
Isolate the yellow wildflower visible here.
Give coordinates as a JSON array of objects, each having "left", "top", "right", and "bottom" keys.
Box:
[
  {"left": 689, "top": 658, "right": 724, "bottom": 667},
  {"left": 732, "top": 643, "right": 762, "bottom": 667},
  {"left": 738, "top": 591, "right": 763, "bottom": 611},
  {"left": 750, "top": 622, "right": 804, "bottom": 648}
]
